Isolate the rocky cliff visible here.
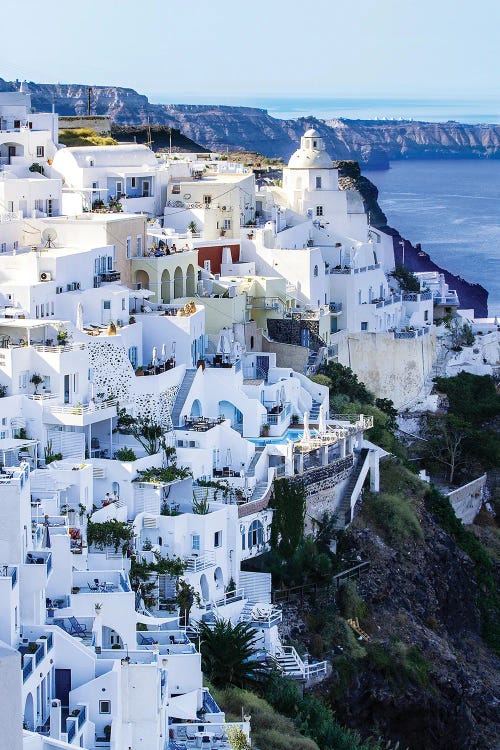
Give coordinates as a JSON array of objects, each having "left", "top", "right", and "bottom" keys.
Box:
[{"left": 3, "top": 78, "right": 500, "bottom": 167}]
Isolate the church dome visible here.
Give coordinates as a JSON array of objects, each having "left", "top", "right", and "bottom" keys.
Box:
[{"left": 287, "top": 129, "right": 332, "bottom": 169}]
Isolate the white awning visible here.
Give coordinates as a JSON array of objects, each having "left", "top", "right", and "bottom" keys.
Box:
[{"left": 168, "top": 689, "right": 199, "bottom": 720}]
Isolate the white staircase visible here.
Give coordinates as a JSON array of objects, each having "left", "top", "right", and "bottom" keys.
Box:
[
  {"left": 170, "top": 369, "right": 197, "bottom": 427},
  {"left": 249, "top": 480, "right": 268, "bottom": 503},
  {"left": 273, "top": 643, "right": 327, "bottom": 681},
  {"left": 238, "top": 572, "right": 271, "bottom": 604},
  {"left": 246, "top": 447, "right": 264, "bottom": 477}
]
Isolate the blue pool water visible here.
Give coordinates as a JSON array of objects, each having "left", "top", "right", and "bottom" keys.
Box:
[{"left": 248, "top": 429, "right": 313, "bottom": 446}]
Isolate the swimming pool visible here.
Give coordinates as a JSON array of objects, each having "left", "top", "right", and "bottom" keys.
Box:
[{"left": 248, "top": 429, "right": 316, "bottom": 446}]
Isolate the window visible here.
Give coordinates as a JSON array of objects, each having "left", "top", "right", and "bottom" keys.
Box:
[
  {"left": 192, "top": 534, "right": 200, "bottom": 551},
  {"left": 107, "top": 255, "right": 113, "bottom": 270},
  {"left": 14, "top": 241, "right": 18, "bottom": 251},
  {"left": 203, "top": 195, "right": 212, "bottom": 207},
  {"left": 142, "top": 180, "right": 150, "bottom": 198},
  {"left": 214, "top": 531, "right": 222, "bottom": 548},
  {"left": 36, "top": 146, "right": 44, "bottom": 158},
  {"left": 103, "top": 300, "right": 111, "bottom": 310},
  {"left": 92, "top": 181, "right": 98, "bottom": 190},
  {"left": 223, "top": 219, "right": 231, "bottom": 230},
  {"left": 250, "top": 335, "right": 254, "bottom": 349},
  {"left": 241, "top": 530, "right": 246, "bottom": 550},
  {"left": 131, "top": 177, "right": 136, "bottom": 188},
  {"left": 313, "top": 265, "right": 318, "bottom": 277},
  {"left": 0, "top": 243, "right": 5, "bottom": 253},
  {"left": 128, "top": 347, "right": 138, "bottom": 370},
  {"left": 1, "top": 417, "right": 6, "bottom": 426},
  {"left": 136, "top": 235, "right": 142, "bottom": 257},
  {"left": 73, "top": 373, "right": 78, "bottom": 392},
  {"left": 121, "top": 298, "right": 126, "bottom": 311},
  {"left": 34, "top": 199, "right": 44, "bottom": 211},
  {"left": 126, "top": 237, "right": 132, "bottom": 259},
  {"left": 315, "top": 176, "right": 322, "bottom": 189},
  {"left": 43, "top": 375, "right": 51, "bottom": 391},
  {"left": 7, "top": 201, "right": 14, "bottom": 213},
  {"left": 116, "top": 181, "right": 122, "bottom": 198},
  {"left": 171, "top": 184, "right": 180, "bottom": 194},
  {"left": 361, "top": 321, "right": 368, "bottom": 331},
  {"left": 424, "top": 310, "right": 429, "bottom": 321},
  {"left": 248, "top": 520, "right": 264, "bottom": 548},
  {"left": 14, "top": 120, "right": 20, "bottom": 129},
  {"left": 313, "top": 139, "right": 317, "bottom": 148},
  {"left": 99, "top": 701, "right": 111, "bottom": 714},
  {"left": 316, "top": 206, "right": 323, "bottom": 217}
]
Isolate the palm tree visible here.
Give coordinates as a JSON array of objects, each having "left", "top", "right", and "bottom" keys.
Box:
[{"left": 198, "top": 618, "right": 266, "bottom": 688}]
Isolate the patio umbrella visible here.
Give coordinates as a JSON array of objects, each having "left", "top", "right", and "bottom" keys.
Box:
[
  {"left": 226, "top": 448, "right": 232, "bottom": 466},
  {"left": 318, "top": 404, "right": 326, "bottom": 434},
  {"left": 303, "top": 411, "right": 311, "bottom": 442},
  {"left": 133, "top": 289, "right": 154, "bottom": 300},
  {"left": 161, "top": 343, "right": 167, "bottom": 361},
  {"left": 152, "top": 347, "right": 158, "bottom": 366},
  {"left": 76, "top": 302, "right": 84, "bottom": 331}
]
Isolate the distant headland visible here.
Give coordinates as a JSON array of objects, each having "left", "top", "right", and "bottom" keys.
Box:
[{"left": 2, "top": 78, "right": 500, "bottom": 169}]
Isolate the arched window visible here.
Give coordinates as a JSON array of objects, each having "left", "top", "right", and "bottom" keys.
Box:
[
  {"left": 250, "top": 335, "right": 254, "bottom": 349},
  {"left": 248, "top": 520, "right": 264, "bottom": 548},
  {"left": 313, "top": 265, "right": 318, "bottom": 277}
]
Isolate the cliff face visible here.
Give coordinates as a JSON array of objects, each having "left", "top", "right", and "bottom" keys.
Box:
[{"left": 4, "top": 78, "right": 500, "bottom": 166}]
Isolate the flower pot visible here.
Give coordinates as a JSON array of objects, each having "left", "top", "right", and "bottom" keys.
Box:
[{"left": 197, "top": 359, "right": 206, "bottom": 371}]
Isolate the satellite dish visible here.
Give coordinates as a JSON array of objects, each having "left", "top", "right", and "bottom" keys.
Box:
[{"left": 41, "top": 227, "right": 58, "bottom": 248}]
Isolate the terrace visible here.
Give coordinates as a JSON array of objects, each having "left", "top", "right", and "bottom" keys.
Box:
[
  {"left": 168, "top": 721, "right": 250, "bottom": 750},
  {"left": 71, "top": 570, "right": 130, "bottom": 594},
  {"left": 0, "top": 564, "right": 17, "bottom": 587}
]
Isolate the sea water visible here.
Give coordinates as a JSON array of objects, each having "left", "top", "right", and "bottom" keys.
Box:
[{"left": 364, "top": 160, "right": 500, "bottom": 317}]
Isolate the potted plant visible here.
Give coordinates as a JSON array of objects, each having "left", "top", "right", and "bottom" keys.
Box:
[
  {"left": 57, "top": 328, "right": 69, "bottom": 346},
  {"left": 196, "top": 358, "right": 206, "bottom": 371},
  {"left": 291, "top": 414, "right": 299, "bottom": 425},
  {"left": 187, "top": 221, "right": 198, "bottom": 234},
  {"left": 261, "top": 423, "right": 270, "bottom": 437},
  {"left": 103, "top": 725, "right": 111, "bottom": 741},
  {"left": 30, "top": 373, "right": 43, "bottom": 394},
  {"left": 129, "top": 316, "right": 136, "bottom": 324},
  {"left": 135, "top": 366, "right": 144, "bottom": 376}
]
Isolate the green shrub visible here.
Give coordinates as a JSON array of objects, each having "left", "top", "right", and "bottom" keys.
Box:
[
  {"left": 363, "top": 491, "right": 423, "bottom": 545},
  {"left": 366, "top": 641, "right": 432, "bottom": 689},
  {"left": 337, "top": 581, "right": 367, "bottom": 621},
  {"left": 116, "top": 446, "right": 137, "bottom": 461}
]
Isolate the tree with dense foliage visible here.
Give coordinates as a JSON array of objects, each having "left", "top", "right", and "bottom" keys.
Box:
[
  {"left": 390, "top": 264, "right": 420, "bottom": 292},
  {"left": 115, "top": 407, "right": 167, "bottom": 455},
  {"left": 87, "top": 519, "right": 134, "bottom": 553},
  {"left": 315, "top": 362, "right": 374, "bottom": 404},
  {"left": 198, "top": 619, "right": 265, "bottom": 688},
  {"left": 434, "top": 372, "right": 500, "bottom": 425}
]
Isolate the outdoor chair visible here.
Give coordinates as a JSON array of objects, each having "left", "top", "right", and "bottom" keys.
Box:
[
  {"left": 53, "top": 618, "right": 69, "bottom": 633},
  {"left": 67, "top": 616, "right": 89, "bottom": 636},
  {"left": 88, "top": 581, "right": 99, "bottom": 591}
]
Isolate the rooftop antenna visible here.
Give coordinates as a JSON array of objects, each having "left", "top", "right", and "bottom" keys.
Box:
[
  {"left": 41, "top": 227, "right": 58, "bottom": 248},
  {"left": 145, "top": 117, "right": 153, "bottom": 150},
  {"left": 87, "top": 87, "right": 92, "bottom": 116}
]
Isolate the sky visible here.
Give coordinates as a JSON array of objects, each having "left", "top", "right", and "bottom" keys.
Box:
[{"left": 1, "top": 0, "right": 498, "bottom": 102}]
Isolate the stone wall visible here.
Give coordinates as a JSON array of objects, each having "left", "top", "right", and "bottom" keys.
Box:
[
  {"left": 447, "top": 474, "right": 486, "bottom": 524},
  {"left": 337, "top": 329, "right": 436, "bottom": 408},
  {"left": 288, "top": 455, "right": 354, "bottom": 530},
  {"left": 59, "top": 115, "right": 112, "bottom": 135},
  {"left": 267, "top": 316, "right": 324, "bottom": 352},
  {"left": 262, "top": 336, "right": 309, "bottom": 373}
]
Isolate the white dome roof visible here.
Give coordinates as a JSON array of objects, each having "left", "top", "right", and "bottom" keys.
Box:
[{"left": 287, "top": 129, "right": 332, "bottom": 169}]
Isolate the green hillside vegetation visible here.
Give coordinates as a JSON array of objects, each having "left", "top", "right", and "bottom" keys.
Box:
[{"left": 58, "top": 128, "right": 118, "bottom": 147}]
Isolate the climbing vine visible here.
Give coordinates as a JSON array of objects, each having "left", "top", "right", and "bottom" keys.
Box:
[{"left": 270, "top": 479, "right": 306, "bottom": 560}]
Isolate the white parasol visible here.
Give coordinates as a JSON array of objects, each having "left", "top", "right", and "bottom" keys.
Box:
[
  {"left": 76, "top": 302, "right": 84, "bottom": 331},
  {"left": 161, "top": 343, "right": 167, "bottom": 361},
  {"left": 318, "top": 404, "right": 326, "bottom": 434},
  {"left": 152, "top": 346, "right": 158, "bottom": 366},
  {"left": 303, "top": 411, "right": 311, "bottom": 441}
]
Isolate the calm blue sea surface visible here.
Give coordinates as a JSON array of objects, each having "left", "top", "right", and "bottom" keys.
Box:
[{"left": 364, "top": 160, "right": 500, "bottom": 316}]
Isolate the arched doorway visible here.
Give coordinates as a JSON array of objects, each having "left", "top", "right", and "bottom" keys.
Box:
[
  {"left": 218, "top": 400, "right": 243, "bottom": 431},
  {"left": 173, "top": 266, "right": 184, "bottom": 299},
  {"left": 1, "top": 141, "right": 24, "bottom": 164},
  {"left": 135, "top": 270, "right": 150, "bottom": 291},
  {"left": 186, "top": 264, "right": 196, "bottom": 296},
  {"left": 160, "top": 269, "right": 171, "bottom": 303},
  {"left": 190, "top": 399, "right": 202, "bottom": 418},
  {"left": 24, "top": 692, "right": 35, "bottom": 731},
  {"left": 214, "top": 567, "right": 224, "bottom": 591},
  {"left": 200, "top": 573, "right": 209, "bottom": 602}
]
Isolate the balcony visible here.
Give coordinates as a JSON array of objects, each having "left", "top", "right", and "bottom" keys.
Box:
[
  {"left": 329, "top": 302, "right": 343, "bottom": 314},
  {"left": 184, "top": 551, "right": 216, "bottom": 572},
  {"left": 1, "top": 565, "right": 17, "bottom": 587},
  {"left": 99, "top": 270, "right": 121, "bottom": 283},
  {"left": 43, "top": 398, "right": 118, "bottom": 427},
  {"left": 180, "top": 416, "right": 226, "bottom": 432},
  {"left": 264, "top": 402, "right": 291, "bottom": 425},
  {"left": 26, "top": 550, "right": 52, "bottom": 575}
]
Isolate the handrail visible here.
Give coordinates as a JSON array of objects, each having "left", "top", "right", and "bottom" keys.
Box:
[
  {"left": 45, "top": 398, "right": 118, "bottom": 415},
  {"left": 34, "top": 343, "right": 86, "bottom": 353}
]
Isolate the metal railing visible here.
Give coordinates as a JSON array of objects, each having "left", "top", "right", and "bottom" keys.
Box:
[
  {"left": 45, "top": 398, "right": 117, "bottom": 415},
  {"left": 34, "top": 343, "right": 86, "bottom": 353},
  {"left": 184, "top": 551, "right": 216, "bottom": 572},
  {"left": 22, "top": 659, "right": 33, "bottom": 682}
]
